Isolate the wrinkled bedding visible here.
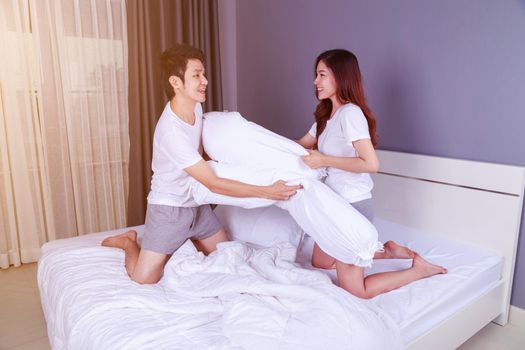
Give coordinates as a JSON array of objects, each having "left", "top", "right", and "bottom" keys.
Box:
[{"left": 38, "top": 229, "right": 402, "bottom": 350}]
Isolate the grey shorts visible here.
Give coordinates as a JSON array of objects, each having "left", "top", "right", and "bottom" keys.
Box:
[
  {"left": 141, "top": 203, "right": 223, "bottom": 255},
  {"left": 351, "top": 198, "right": 375, "bottom": 222}
]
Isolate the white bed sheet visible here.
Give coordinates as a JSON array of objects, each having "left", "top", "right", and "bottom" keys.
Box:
[
  {"left": 38, "top": 227, "right": 401, "bottom": 350},
  {"left": 297, "top": 218, "right": 503, "bottom": 344}
]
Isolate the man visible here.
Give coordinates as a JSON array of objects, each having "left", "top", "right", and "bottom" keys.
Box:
[{"left": 102, "top": 44, "right": 301, "bottom": 284}]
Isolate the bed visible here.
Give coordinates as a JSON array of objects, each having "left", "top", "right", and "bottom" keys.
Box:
[
  {"left": 37, "top": 150, "right": 525, "bottom": 349},
  {"left": 371, "top": 150, "right": 524, "bottom": 349}
]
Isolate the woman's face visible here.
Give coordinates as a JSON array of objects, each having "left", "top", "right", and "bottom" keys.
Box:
[{"left": 314, "top": 60, "right": 338, "bottom": 102}]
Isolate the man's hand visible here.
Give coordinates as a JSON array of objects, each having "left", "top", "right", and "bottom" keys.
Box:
[{"left": 300, "top": 150, "right": 326, "bottom": 169}]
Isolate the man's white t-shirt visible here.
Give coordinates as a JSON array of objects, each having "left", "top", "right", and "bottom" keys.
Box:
[
  {"left": 308, "top": 103, "right": 374, "bottom": 203},
  {"left": 147, "top": 102, "right": 203, "bottom": 207}
]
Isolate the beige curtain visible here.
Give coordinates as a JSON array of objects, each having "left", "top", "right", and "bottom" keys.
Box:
[
  {"left": 126, "top": 0, "right": 222, "bottom": 226},
  {"left": 0, "top": 0, "right": 129, "bottom": 269}
]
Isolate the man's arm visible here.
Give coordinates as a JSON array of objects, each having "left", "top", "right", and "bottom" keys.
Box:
[{"left": 185, "top": 160, "right": 301, "bottom": 200}]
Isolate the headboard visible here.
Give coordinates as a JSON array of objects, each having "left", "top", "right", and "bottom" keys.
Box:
[{"left": 371, "top": 150, "right": 525, "bottom": 325}]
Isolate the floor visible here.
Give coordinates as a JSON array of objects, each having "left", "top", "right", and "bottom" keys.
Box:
[
  {"left": 1, "top": 264, "right": 50, "bottom": 350},
  {"left": 1, "top": 263, "right": 524, "bottom": 349}
]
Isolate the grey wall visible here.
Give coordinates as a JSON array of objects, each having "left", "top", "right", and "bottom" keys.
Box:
[
  {"left": 232, "top": 0, "right": 525, "bottom": 307},
  {"left": 218, "top": 0, "right": 238, "bottom": 111}
]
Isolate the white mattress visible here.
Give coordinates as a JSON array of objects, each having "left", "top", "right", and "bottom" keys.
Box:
[
  {"left": 297, "top": 218, "right": 503, "bottom": 344},
  {"left": 38, "top": 218, "right": 502, "bottom": 349}
]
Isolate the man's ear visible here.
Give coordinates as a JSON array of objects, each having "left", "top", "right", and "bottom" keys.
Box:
[{"left": 169, "top": 75, "right": 182, "bottom": 90}]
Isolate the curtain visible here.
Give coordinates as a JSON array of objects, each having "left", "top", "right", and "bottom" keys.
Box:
[
  {"left": 126, "top": 0, "right": 222, "bottom": 226},
  {"left": 0, "top": 0, "right": 129, "bottom": 268}
]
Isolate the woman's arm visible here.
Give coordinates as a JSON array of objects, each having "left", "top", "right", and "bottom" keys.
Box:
[
  {"left": 296, "top": 133, "right": 316, "bottom": 149},
  {"left": 301, "top": 139, "right": 379, "bottom": 173},
  {"left": 184, "top": 160, "right": 302, "bottom": 200}
]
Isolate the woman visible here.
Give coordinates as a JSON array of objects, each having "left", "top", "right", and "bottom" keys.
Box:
[{"left": 298, "top": 49, "right": 447, "bottom": 298}]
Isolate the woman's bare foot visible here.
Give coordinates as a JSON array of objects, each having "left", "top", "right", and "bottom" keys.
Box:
[
  {"left": 412, "top": 253, "right": 447, "bottom": 278},
  {"left": 101, "top": 230, "right": 137, "bottom": 250},
  {"left": 383, "top": 240, "right": 416, "bottom": 259}
]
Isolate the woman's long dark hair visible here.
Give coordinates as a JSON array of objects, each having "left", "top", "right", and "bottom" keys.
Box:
[{"left": 314, "top": 49, "right": 378, "bottom": 148}]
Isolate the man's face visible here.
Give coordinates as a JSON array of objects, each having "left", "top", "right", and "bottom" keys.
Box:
[{"left": 178, "top": 59, "right": 208, "bottom": 103}]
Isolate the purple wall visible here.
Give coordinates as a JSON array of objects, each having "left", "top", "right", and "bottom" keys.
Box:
[{"left": 235, "top": 0, "right": 525, "bottom": 307}]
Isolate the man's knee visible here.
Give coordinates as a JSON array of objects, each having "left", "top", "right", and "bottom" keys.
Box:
[
  {"left": 131, "top": 250, "right": 169, "bottom": 284},
  {"left": 130, "top": 273, "right": 162, "bottom": 285},
  {"left": 130, "top": 267, "right": 164, "bottom": 284}
]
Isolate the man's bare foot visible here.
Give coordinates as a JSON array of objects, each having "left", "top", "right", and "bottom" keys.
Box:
[
  {"left": 412, "top": 253, "right": 447, "bottom": 278},
  {"left": 101, "top": 230, "right": 137, "bottom": 250},
  {"left": 383, "top": 240, "right": 416, "bottom": 259}
]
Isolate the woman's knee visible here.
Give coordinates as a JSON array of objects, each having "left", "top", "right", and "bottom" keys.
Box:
[{"left": 312, "top": 244, "right": 336, "bottom": 269}]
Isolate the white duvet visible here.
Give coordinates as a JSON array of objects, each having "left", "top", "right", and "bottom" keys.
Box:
[{"left": 38, "top": 230, "right": 402, "bottom": 350}]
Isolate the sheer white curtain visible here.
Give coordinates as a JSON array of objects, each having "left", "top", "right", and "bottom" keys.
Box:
[{"left": 0, "top": 0, "right": 129, "bottom": 269}]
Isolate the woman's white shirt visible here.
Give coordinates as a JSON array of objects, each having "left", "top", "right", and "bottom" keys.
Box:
[{"left": 308, "top": 103, "right": 374, "bottom": 203}]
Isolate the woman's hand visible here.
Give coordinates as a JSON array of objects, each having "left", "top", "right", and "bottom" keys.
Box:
[
  {"left": 301, "top": 150, "right": 326, "bottom": 169},
  {"left": 264, "top": 180, "right": 302, "bottom": 200}
]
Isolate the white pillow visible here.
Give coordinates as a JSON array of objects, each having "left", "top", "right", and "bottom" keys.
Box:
[
  {"left": 195, "top": 111, "right": 381, "bottom": 267},
  {"left": 214, "top": 205, "right": 303, "bottom": 248},
  {"left": 202, "top": 111, "right": 318, "bottom": 179}
]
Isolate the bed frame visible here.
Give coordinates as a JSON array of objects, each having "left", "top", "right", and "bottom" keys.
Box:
[{"left": 372, "top": 150, "right": 525, "bottom": 350}]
